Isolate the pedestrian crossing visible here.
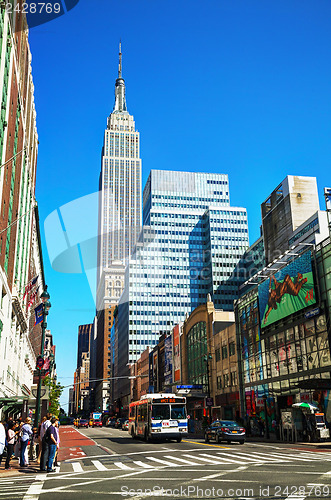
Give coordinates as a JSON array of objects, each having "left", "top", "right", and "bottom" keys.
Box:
[
  {"left": 61, "top": 448, "right": 331, "bottom": 474},
  {"left": 0, "top": 478, "right": 37, "bottom": 498}
]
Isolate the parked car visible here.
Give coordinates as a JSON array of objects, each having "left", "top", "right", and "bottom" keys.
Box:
[
  {"left": 78, "top": 419, "right": 89, "bottom": 429},
  {"left": 107, "top": 417, "right": 117, "bottom": 427},
  {"left": 122, "top": 420, "right": 129, "bottom": 431},
  {"left": 93, "top": 419, "right": 103, "bottom": 427},
  {"left": 89, "top": 419, "right": 94, "bottom": 427},
  {"left": 204, "top": 420, "right": 246, "bottom": 444},
  {"left": 115, "top": 417, "right": 127, "bottom": 429}
]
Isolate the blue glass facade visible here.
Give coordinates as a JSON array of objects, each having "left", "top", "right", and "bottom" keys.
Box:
[{"left": 118, "top": 170, "right": 249, "bottom": 364}]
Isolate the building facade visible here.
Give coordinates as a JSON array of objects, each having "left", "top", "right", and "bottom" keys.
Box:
[
  {"left": 0, "top": 3, "right": 46, "bottom": 417},
  {"left": 115, "top": 170, "right": 248, "bottom": 404}
]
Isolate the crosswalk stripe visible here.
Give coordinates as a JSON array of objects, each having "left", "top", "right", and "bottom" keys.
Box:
[
  {"left": 259, "top": 452, "right": 313, "bottom": 462},
  {"left": 221, "top": 451, "right": 268, "bottom": 463},
  {"left": 114, "top": 462, "right": 132, "bottom": 470},
  {"left": 234, "top": 451, "right": 289, "bottom": 462},
  {"left": 146, "top": 456, "right": 180, "bottom": 467},
  {"left": 132, "top": 461, "right": 154, "bottom": 468},
  {"left": 91, "top": 460, "right": 108, "bottom": 471},
  {"left": 163, "top": 455, "right": 200, "bottom": 465},
  {"left": 183, "top": 453, "right": 224, "bottom": 465},
  {"left": 72, "top": 462, "right": 83, "bottom": 472},
  {"left": 199, "top": 452, "right": 244, "bottom": 464}
]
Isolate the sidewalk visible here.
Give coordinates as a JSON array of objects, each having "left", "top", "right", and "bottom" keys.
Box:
[{"left": 0, "top": 425, "right": 96, "bottom": 477}]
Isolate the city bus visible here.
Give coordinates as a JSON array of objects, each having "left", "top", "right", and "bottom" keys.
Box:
[{"left": 128, "top": 393, "right": 188, "bottom": 442}]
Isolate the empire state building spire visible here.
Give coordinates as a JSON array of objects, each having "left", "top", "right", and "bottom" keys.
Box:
[{"left": 113, "top": 41, "right": 127, "bottom": 113}]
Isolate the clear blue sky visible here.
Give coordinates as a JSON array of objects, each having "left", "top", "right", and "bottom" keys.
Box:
[{"left": 28, "top": 0, "right": 331, "bottom": 408}]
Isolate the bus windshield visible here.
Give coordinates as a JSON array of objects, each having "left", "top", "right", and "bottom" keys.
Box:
[
  {"left": 152, "top": 404, "right": 170, "bottom": 420},
  {"left": 171, "top": 405, "right": 186, "bottom": 419}
]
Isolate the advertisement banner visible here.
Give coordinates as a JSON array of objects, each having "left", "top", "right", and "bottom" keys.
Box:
[
  {"left": 164, "top": 335, "right": 173, "bottom": 387},
  {"left": 173, "top": 324, "right": 181, "bottom": 382},
  {"left": 259, "top": 251, "right": 316, "bottom": 328}
]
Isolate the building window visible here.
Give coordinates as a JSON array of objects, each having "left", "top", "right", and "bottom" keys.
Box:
[
  {"left": 215, "top": 348, "right": 220, "bottom": 362},
  {"left": 222, "top": 346, "right": 228, "bottom": 360},
  {"left": 223, "top": 373, "right": 229, "bottom": 388},
  {"left": 230, "top": 371, "right": 237, "bottom": 386},
  {"left": 217, "top": 376, "right": 222, "bottom": 390},
  {"left": 229, "top": 342, "right": 236, "bottom": 356}
]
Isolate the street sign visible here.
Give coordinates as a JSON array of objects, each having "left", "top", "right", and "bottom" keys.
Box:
[
  {"left": 31, "top": 387, "right": 47, "bottom": 399},
  {"left": 36, "top": 356, "right": 44, "bottom": 369},
  {"left": 177, "top": 385, "right": 203, "bottom": 390},
  {"left": 305, "top": 307, "right": 320, "bottom": 319}
]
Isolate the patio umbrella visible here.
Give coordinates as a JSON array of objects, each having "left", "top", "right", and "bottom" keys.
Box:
[{"left": 292, "top": 402, "right": 318, "bottom": 410}]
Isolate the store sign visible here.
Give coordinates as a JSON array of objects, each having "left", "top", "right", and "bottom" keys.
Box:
[
  {"left": 300, "top": 392, "right": 310, "bottom": 402},
  {"left": 256, "top": 398, "right": 264, "bottom": 407}
]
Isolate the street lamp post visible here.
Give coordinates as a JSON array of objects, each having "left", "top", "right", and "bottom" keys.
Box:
[
  {"left": 263, "top": 395, "right": 270, "bottom": 439},
  {"left": 204, "top": 354, "right": 212, "bottom": 423},
  {"left": 34, "top": 287, "right": 51, "bottom": 428}
]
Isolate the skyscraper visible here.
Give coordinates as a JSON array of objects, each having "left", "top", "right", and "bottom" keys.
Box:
[
  {"left": 97, "top": 43, "right": 142, "bottom": 283},
  {"left": 95, "top": 44, "right": 142, "bottom": 411},
  {"left": 115, "top": 170, "right": 249, "bottom": 404}
]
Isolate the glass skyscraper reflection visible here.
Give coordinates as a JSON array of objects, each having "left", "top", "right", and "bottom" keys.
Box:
[{"left": 118, "top": 170, "right": 249, "bottom": 369}]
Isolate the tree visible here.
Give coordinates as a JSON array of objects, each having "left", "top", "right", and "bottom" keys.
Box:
[{"left": 42, "top": 376, "right": 64, "bottom": 415}]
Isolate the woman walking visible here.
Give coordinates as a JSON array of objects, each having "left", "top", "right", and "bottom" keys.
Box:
[
  {"left": 5, "top": 421, "right": 16, "bottom": 469},
  {"left": 20, "top": 418, "right": 33, "bottom": 467}
]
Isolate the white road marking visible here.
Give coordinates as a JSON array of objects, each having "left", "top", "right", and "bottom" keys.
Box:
[
  {"left": 132, "top": 461, "right": 154, "bottom": 468},
  {"left": 146, "top": 456, "right": 181, "bottom": 467},
  {"left": 91, "top": 460, "right": 108, "bottom": 471},
  {"left": 182, "top": 453, "right": 225, "bottom": 465},
  {"left": 113, "top": 462, "right": 132, "bottom": 470},
  {"left": 72, "top": 462, "right": 83, "bottom": 472},
  {"left": 163, "top": 455, "right": 199, "bottom": 465},
  {"left": 23, "top": 478, "right": 45, "bottom": 500}
]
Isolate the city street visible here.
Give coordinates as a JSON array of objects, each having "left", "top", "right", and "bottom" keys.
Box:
[{"left": 3, "top": 426, "right": 331, "bottom": 499}]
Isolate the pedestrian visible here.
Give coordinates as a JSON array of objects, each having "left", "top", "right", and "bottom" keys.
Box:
[
  {"left": 4, "top": 421, "right": 16, "bottom": 470},
  {"left": 54, "top": 419, "right": 60, "bottom": 467},
  {"left": 13, "top": 421, "right": 22, "bottom": 459},
  {"left": 20, "top": 417, "right": 33, "bottom": 467},
  {"left": 0, "top": 421, "right": 6, "bottom": 467},
  {"left": 45, "top": 417, "right": 58, "bottom": 473},
  {"left": 40, "top": 414, "right": 51, "bottom": 471},
  {"left": 29, "top": 427, "right": 39, "bottom": 462}
]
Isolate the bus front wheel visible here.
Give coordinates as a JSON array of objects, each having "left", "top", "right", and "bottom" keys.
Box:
[
  {"left": 131, "top": 428, "right": 136, "bottom": 439},
  {"left": 176, "top": 436, "right": 182, "bottom": 443}
]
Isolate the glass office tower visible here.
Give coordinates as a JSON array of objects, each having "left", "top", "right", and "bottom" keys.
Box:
[{"left": 118, "top": 170, "right": 249, "bottom": 366}]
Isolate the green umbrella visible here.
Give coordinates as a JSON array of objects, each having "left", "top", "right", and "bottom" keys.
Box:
[{"left": 292, "top": 402, "right": 318, "bottom": 410}]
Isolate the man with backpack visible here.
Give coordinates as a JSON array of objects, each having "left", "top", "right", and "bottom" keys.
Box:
[
  {"left": 39, "top": 413, "right": 52, "bottom": 472},
  {"left": 44, "top": 417, "right": 58, "bottom": 473}
]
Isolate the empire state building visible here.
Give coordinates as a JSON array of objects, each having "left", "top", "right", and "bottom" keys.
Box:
[{"left": 97, "top": 44, "right": 142, "bottom": 294}]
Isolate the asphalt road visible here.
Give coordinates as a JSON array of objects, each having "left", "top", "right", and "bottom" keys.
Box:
[{"left": 4, "top": 426, "right": 331, "bottom": 500}]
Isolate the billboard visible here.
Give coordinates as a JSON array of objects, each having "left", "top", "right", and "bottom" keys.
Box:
[
  {"left": 259, "top": 251, "right": 316, "bottom": 328},
  {"left": 164, "top": 335, "right": 173, "bottom": 387},
  {"left": 172, "top": 324, "right": 181, "bottom": 383}
]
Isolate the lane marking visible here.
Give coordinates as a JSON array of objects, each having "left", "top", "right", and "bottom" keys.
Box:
[
  {"left": 196, "top": 465, "right": 248, "bottom": 481},
  {"left": 132, "top": 461, "right": 154, "bottom": 468},
  {"left": 183, "top": 439, "right": 230, "bottom": 449},
  {"left": 182, "top": 453, "right": 225, "bottom": 465},
  {"left": 163, "top": 455, "right": 199, "bottom": 465},
  {"left": 114, "top": 462, "right": 132, "bottom": 470},
  {"left": 72, "top": 462, "right": 83, "bottom": 472},
  {"left": 145, "top": 456, "right": 181, "bottom": 467},
  {"left": 200, "top": 452, "right": 247, "bottom": 464},
  {"left": 23, "top": 478, "right": 45, "bottom": 500},
  {"left": 91, "top": 460, "right": 108, "bottom": 471}
]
